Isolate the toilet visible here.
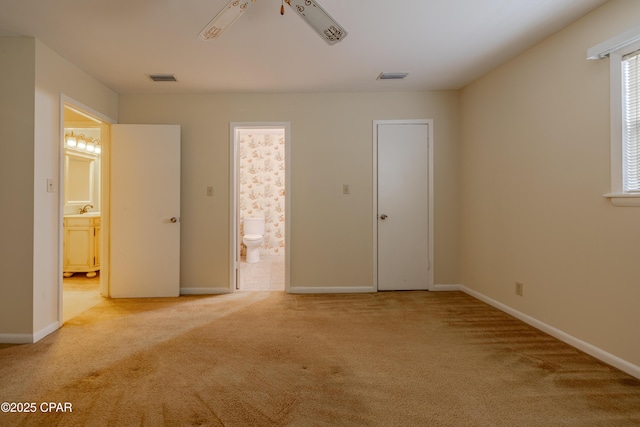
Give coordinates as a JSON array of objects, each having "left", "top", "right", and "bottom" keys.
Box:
[{"left": 243, "top": 217, "right": 265, "bottom": 263}]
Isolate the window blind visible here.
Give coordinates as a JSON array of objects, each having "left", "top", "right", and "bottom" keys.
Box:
[{"left": 623, "top": 50, "right": 640, "bottom": 192}]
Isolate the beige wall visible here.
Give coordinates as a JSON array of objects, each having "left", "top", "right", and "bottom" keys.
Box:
[
  {"left": 460, "top": 0, "right": 640, "bottom": 367},
  {"left": 0, "top": 36, "right": 117, "bottom": 341},
  {"left": 33, "top": 40, "right": 118, "bottom": 336},
  {"left": 0, "top": 38, "right": 36, "bottom": 336},
  {"left": 118, "top": 91, "right": 460, "bottom": 291}
]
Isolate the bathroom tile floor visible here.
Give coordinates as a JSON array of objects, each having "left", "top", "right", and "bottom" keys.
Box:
[
  {"left": 63, "top": 273, "right": 102, "bottom": 322},
  {"left": 238, "top": 255, "right": 285, "bottom": 292}
]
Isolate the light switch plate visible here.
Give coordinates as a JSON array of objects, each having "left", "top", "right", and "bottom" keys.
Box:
[{"left": 47, "top": 178, "right": 54, "bottom": 193}]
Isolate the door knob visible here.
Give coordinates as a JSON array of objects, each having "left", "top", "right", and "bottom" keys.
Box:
[
  {"left": 170, "top": 217, "right": 178, "bottom": 223},
  {"left": 380, "top": 214, "right": 388, "bottom": 220}
]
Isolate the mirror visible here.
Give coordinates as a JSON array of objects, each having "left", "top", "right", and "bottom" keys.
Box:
[
  {"left": 64, "top": 127, "right": 101, "bottom": 214},
  {"left": 65, "top": 152, "right": 95, "bottom": 207}
]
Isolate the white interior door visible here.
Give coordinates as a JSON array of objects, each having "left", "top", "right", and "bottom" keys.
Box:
[
  {"left": 377, "top": 122, "right": 430, "bottom": 291},
  {"left": 110, "top": 124, "right": 181, "bottom": 297}
]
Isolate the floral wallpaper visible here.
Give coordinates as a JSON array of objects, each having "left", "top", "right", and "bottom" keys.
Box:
[{"left": 239, "top": 131, "right": 286, "bottom": 256}]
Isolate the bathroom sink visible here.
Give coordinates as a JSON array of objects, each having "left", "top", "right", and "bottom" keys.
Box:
[{"left": 65, "top": 212, "right": 101, "bottom": 218}]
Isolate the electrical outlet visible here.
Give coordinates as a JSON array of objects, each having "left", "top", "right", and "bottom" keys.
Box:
[{"left": 515, "top": 282, "right": 524, "bottom": 296}]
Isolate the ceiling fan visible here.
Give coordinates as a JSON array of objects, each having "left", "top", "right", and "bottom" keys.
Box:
[{"left": 198, "top": 0, "right": 348, "bottom": 45}]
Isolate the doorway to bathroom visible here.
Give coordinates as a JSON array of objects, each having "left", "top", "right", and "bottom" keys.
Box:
[
  {"left": 61, "top": 103, "right": 109, "bottom": 321},
  {"left": 230, "top": 123, "right": 291, "bottom": 292}
]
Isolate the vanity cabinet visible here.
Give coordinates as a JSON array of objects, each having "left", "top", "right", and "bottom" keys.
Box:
[{"left": 63, "top": 215, "right": 101, "bottom": 278}]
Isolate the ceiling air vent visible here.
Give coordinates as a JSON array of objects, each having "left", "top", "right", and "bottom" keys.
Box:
[
  {"left": 148, "top": 74, "right": 178, "bottom": 82},
  {"left": 377, "top": 72, "right": 409, "bottom": 80}
]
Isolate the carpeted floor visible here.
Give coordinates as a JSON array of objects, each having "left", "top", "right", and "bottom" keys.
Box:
[{"left": 0, "top": 291, "right": 639, "bottom": 426}]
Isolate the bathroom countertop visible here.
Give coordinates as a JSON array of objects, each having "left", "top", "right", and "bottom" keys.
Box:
[{"left": 64, "top": 212, "right": 101, "bottom": 218}]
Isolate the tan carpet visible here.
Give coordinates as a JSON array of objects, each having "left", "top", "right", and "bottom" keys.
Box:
[{"left": 0, "top": 291, "right": 639, "bottom": 426}]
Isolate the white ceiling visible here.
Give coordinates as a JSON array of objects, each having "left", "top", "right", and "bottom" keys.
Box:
[{"left": 0, "top": 0, "right": 607, "bottom": 94}]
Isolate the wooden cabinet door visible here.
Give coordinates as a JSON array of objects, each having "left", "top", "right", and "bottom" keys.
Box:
[{"left": 65, "top": 227, "right": 93, "bottom": 270}]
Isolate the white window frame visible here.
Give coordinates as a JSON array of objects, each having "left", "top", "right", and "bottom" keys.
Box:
[{"left": 589, "top": 25, "right": 640, "bottom": 206}]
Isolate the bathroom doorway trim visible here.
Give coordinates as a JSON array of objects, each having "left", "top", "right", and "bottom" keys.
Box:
[
  {"left": 58, "top": 95, "right": 114, "bottom": 325},
  {"left": 229, "top": 122, "right": 291, "bottom": 293}
]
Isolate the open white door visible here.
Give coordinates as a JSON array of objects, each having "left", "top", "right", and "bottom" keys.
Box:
[{"left": 110, "top": 124, "right": 181, "bottom": 297}]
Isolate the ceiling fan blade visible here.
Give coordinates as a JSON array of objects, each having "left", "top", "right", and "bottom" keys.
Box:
[
  {"left": 288, "top": 0, "right": 347, "bottom": 45},
  {"left": 199, "top": 0, "right": 255, "bottom": 40}
]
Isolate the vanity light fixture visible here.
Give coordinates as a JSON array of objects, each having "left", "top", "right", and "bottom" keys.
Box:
[
  {"left": 65, "top": 131, "right": 102, "bottom": 155},
  {"left": 66, "top": 132, "right": 77, "bottom": 147}
]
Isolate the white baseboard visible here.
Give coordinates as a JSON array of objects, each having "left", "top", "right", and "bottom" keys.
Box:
[
  {"left": 0, "top": 322, "right": 60, "bottom": 344},
  {"left": 0, "top": 333, "right": 33, "bottom": 344},
  {"left": 180, "top": 287, "right": 231, "bottom": 295},
  {"left": 289, "top": 285, "right": 376, "bottom": 294},
  {"left": 288, "top": 284, "right": 461, "bottom": 294},
  {"left": 432, "top": 284, "right": 463, "bottom": 291},
  {"left": 33, "top": 322, "right": 60, "bottom": 343},
  {"left": 461, "top": 286, "right": 640, "bottom": 380}
]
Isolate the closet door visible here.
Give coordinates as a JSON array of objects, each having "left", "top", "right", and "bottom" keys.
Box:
[{"left": 377, "top": 122, "right": 430, "bottom": 291}]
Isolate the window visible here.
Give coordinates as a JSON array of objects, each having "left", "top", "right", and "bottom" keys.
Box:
[
  {"left": 622, "top": 50, "right": 640, "bottom": 193},
  {"left": 589, "top": 25, "right": 640, "bottom": 206}
]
